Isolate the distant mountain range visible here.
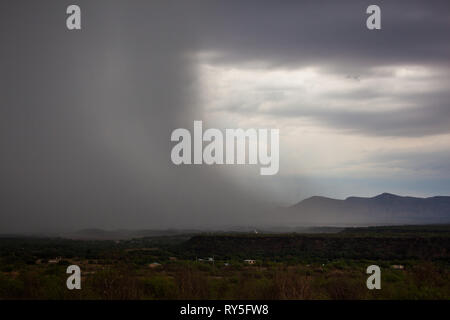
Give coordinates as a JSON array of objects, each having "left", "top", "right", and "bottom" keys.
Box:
[{"left": 288, "top": 193, "right": 450, "bottom": 226}]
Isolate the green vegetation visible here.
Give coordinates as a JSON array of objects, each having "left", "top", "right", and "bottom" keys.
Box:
[{"left": 0, "top": 225, "right": 449, "bottom": 299}]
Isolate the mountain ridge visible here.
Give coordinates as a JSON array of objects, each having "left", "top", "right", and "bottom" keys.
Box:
[{"left": 289, "top": 193, "right": 450, "bottom": 225}]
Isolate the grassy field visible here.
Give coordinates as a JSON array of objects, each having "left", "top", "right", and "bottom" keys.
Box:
[{"left": 0, "top": 225, "right": 449, "bottom": 299}]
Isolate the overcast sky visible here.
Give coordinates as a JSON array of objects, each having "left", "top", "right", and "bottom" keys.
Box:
[{"left": 1, "top": 1, "right": 449, "bottom": 232}]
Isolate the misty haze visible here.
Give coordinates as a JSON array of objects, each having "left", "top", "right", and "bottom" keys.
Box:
[{"left": 1, "top": 1, "right": 449, "bottom": 234}]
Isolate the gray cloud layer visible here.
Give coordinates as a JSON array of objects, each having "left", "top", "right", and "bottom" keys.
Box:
[
  {"left": 269, "top": 99, "right": 450, "bottom": 137},
  {"left": 0, "top": 1, "right": 449, "bottom": 232}
]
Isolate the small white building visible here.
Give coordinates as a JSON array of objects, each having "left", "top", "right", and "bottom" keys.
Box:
[
  {"left": 48, "top": 257, "right": 61, "bottom": 264},
  {"left": 391, "top": 265, "right": 405, "bottom": 270},
  {"left": 149, "top": 262, "right": 161, "bottom": 268}
]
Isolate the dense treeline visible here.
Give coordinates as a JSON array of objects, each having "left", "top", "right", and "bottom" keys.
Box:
[
  {"left": 0, "top": 225, "right": 449, "bottom": 299},
  {"left": 179, "top": 235, "right": 450, "bottom": 261}
]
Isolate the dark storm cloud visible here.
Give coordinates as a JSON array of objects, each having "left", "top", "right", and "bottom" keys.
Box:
[
  {"left": 0, "top": 0, "right": 449, "bottom": 232},
  {"left": 195, "top": 0, "right": 450, "bottom": 71},
  {"left": 0, "top": 1, "right": 270, "bottom": 232}
]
